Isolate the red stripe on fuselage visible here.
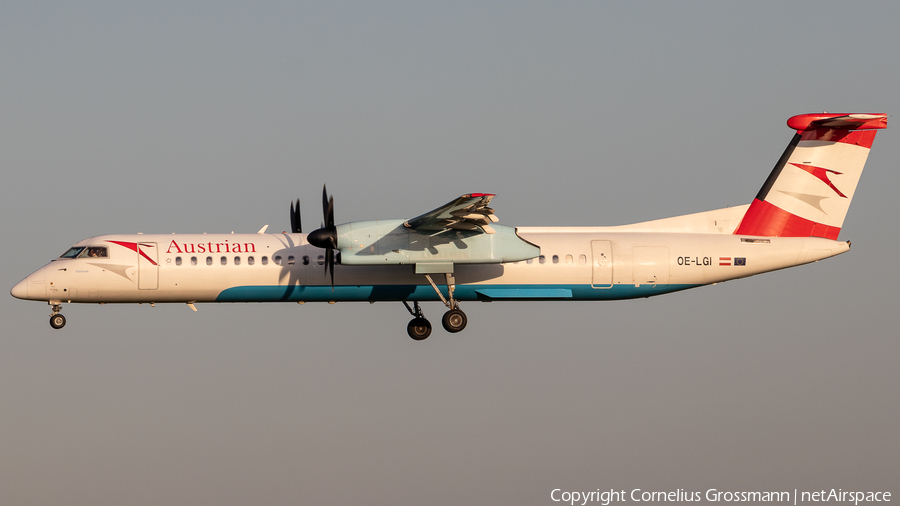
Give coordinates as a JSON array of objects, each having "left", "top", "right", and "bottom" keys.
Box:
[
  {"left": 733, "top": 199, "right": 840, "bottom": 240},
  {"left": 107, "top": 240, "right": 159, "bottom": 266}
]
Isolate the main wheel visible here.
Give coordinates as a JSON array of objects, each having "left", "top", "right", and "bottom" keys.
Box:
[
  {"left": 441, "top": 309, "right": 467, "bottom": 333},
  {"left": 407, "top": 317, "right": 432, "bottom": 340},
  {"left": 49, "top": 314, "right": 66, "bottom": 329}
]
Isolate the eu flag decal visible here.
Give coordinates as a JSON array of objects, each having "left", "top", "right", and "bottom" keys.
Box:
[{"left": 734, "top": 257, "right": 746, "bottom": 266}]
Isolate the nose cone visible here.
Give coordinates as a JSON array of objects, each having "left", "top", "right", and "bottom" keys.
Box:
[{"left": 11, "top": 279, "right": 28, "bottom": 300}]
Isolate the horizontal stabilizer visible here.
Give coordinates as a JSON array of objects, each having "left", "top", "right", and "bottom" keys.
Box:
[{"left": 787, "top": 113, "right": 888, "bottom": 131}]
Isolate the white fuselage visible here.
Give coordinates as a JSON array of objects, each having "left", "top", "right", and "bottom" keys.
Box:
[{"left": 12, "top": 227, "right": 848, "bottom": 305}]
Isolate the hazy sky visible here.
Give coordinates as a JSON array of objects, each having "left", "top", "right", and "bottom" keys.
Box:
[{"left": 2, "top": 2, "right": 898, "bottom": 505}]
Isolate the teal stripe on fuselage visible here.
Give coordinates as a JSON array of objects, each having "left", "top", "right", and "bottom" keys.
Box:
[{"left": 215, "top": 283, "right": 701, "bottom": 302}]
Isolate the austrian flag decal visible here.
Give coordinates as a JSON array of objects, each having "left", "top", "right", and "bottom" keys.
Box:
[
  {"left": 719, "top": 257, "right": 747, "bottom": 266},
  {"left": 719, "top": 257, "right": 731, "bottom": 266}
]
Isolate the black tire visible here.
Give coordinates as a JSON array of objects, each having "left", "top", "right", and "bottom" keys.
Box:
[
  {"left": 407, "top": 317, "right": 432, "bottom": 340},
  {"left": 441, "top": 309, "right": 467, "bottom": 333},
  {"left": 49, "top": 314, "right": 66, "bottom": 330}
]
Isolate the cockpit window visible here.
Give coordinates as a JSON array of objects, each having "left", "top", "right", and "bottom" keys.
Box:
[
  {"left": 79, "top": 246, "right": 108, "bottom": 258},
  {"left": 60, "top": 246, "right": 109, "bottom": 259},
  {"left": 60, "top": 247, "right": 85, "bottom": 258}
]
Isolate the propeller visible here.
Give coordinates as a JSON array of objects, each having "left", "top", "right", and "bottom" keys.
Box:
[
  {"left": 290, "top": 199, "right": 302, "bottom": 233},
  {"left": 306, "top": 185, "right": 337, "bottom": 289}
]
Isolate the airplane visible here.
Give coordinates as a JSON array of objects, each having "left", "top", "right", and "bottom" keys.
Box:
[{"left": 11, "top": 112, "right": 887, "bottom": 340}]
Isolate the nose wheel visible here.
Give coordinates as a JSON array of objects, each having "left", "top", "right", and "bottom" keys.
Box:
[
  {"left": 49, "top": 304, "right": 66, "bottom": 329},
  {"left": 50, "top": 314, "right": 67, "bottom": 329}
]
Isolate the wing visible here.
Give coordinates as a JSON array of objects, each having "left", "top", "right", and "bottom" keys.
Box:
[{"left": 403, "top": 193, "right": 500, "bottom": 234}]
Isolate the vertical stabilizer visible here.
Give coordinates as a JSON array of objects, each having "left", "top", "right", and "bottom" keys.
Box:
[{"left": 734, "top": 113, "right": 887, "bottom": 239}]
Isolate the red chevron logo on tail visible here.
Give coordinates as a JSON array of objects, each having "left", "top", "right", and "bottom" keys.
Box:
[{"left": 790, "top": 163, "right": 847, "bottom": 198}]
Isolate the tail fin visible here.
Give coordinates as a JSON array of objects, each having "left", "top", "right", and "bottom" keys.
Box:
[{"left": 734, "top": 113, "right": 887, "bottom": 239}]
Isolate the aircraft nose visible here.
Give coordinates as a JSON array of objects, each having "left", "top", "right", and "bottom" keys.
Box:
[{"left": 11, "top": 278, "right": 28, "bottom": 300}]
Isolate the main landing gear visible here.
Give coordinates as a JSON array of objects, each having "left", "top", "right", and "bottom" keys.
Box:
[
  {"left": 49, "top": 303, "right": 66, "bottom": 329},
  {"left": 403, "top": 301, "right": 432, "bottom": 340},
  {"left": 401, "top": 273, "right": 468, "bottom": 340}
]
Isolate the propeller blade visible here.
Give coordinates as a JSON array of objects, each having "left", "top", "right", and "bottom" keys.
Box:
[
  {"left": 326, "top": 195, "right": 334, "bottom": 229},
  {"left": 322, "top": 185, "right": 330, "bottom": 226},
  {"left": 310, "top": 184, "right": 337, "bottom": 290},
  {"left": 290, "top": 199, "right": 302, "bottom": 233},
  {"left": 325, "top": 247, "right": 334, "bottom": 290}
]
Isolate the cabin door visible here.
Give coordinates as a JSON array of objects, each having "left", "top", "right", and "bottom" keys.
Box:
[
  {"left": 137, "top": 242, "right": 159, "bottom": 290},
  {"left": 591, "top": 240, "right": 613, "bottom": 288}
]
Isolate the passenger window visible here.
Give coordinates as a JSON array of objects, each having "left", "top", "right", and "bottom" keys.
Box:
[
  {"left": 175, "top": 257, "right": 182, "bottom": 266},
  {"left": 206, "top": 256, "right": 213, "bottom": 266},
  {"left": 565, "top": 254, "right": 573, "bottom": 265},
  {"left": 234, "top": 256, "right": 241, "bottom": 266},
  {"left": 261, "top": 256, "right": 268, "bottom": 265},
  {"left": 539, "top": 255, "right": 546, "bottom": 264},
  {"left": 552, "top": 255, "right": 559, "bottom": 264},
  {"left": 274, "top": 256, "right": 283, "bottom": 266},
  {"left": 220, "top": 256, "right": 227, "bottom": 266},
  {"left": 191, "top": 256, "right": 198, "bottom": 266},
  {"left": 288, "top": 256, "right": 295, "bottom": 265},
  {"left": 579, "top": 254, "right": 587, "bottom": 265},
  {"left": 248, "top": 256, "right": 255, "bottom": 266},
  {"left": 317, "top": 255, "right": 325, "bottom": 265},
  {"left": 302, "top": 255, "right": 310, "bottom": 265}
]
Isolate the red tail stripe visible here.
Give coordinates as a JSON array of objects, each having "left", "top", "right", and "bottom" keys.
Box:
[
  {"left": 734, "top": 199, "right": 840, "bottom": 240},
  {"left": 798, "top": 129, "right": 877, "bottom": 149}
]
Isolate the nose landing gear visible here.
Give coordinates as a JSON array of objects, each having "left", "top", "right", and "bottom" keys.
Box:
[{"left": 49, "top": 304, "right": 66, "bottom": 329}]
